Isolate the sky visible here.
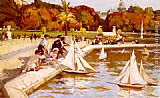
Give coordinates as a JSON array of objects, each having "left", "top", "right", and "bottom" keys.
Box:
[{"left": 26, "top": 0, "right": 160, "bottom": 11}]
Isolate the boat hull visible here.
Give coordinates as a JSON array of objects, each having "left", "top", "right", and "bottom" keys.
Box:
[
  {"left": 117, "top": 83, "right": 144, "bottom": 89},
  {"left": 63, "top": 70, "right": 89, "bottom": 74}
]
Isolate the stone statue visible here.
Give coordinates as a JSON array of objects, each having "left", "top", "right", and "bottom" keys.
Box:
[
  {"left": 112, "top": 26, "right": 116, "bottom": 34},
  {"left": 6, "top": 25, "right": 12, "bottom": 39}
]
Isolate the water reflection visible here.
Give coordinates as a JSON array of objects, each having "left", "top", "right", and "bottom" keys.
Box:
[{"left": 30, "top": 48, "right": 160, "bottom": 98}]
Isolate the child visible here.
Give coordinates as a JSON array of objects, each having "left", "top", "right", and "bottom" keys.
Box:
[
  {"left": 22, "top": 50, "right": 43, "bottom": 73},
  {"left": 46, "top": 48, "right": 60, "bottom": 67}
]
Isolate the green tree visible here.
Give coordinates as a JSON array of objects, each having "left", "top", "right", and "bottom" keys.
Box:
[
  {"left": 128, "top": 6, "right": 143, "bottom": 13},
  {"left": 57, "top": 0, "right": 76, "bottom": 36},
  {"left": 145, "top": 7, "right": 154, "bottom": 16},
  {"left": 76, "top": 10, "right": 94, "bottom": 30}
]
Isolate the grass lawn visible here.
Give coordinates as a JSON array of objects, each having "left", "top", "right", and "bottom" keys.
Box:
[
  {"left": 10, "top": 31, "right": 160, "bottom": 43},
  {"left": 12, "top": 31, "right": 97, "bottom": 39}
]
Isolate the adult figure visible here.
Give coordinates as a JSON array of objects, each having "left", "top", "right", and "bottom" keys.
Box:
[
  {"left": 30, "top": 34, "right": 33, "bottom": 43},
  {"left": 34, "top": 34, "right": 37, "bottom": 40},
  {"left": 142, "top": 45, "right": 149, "bottom": 56},
  {"left": 38, "top": 34, "right": 50, "bottom": 55},
  {"left": 52, "top": 36, "right": 67, "bottom": 58}
]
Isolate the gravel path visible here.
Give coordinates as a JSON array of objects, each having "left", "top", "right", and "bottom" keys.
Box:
[{"left": 0, "top": 45, "right": 37, "bottom": 60}]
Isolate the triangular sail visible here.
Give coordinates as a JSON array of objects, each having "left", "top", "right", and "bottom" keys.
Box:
[
  {"left": 75, "top": 41, "right": 83, "bottom": 56},
  {"left": 99, "top": 46, "right": 107, "bottom": 59},
  {"left": 78, "top": 54, "right": 97, "bottom": 72},
  {"left": 129, "top": 50, "right": 147, "bottom": 84},
  {"left": 114, "top": 60, "right": 130, "bottom": 82},
  {"left": 120, "top": 66, "right": 130, "bottom": 84},
  {"left": 61, "top": 42, "right": 75, "bottom": 70},
  {"left": 140, "top": 60, "right": 155, "bottom": 84},
  {"left": 121, "top": 48, "right": 125, "bottom": 53},
  {"left": 75, "top": 54, "right": 86, "bottom": 71}
]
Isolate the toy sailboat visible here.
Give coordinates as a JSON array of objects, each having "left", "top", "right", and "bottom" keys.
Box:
[
  {"left": 99, "top": 46, "right": 107, "bottom": 60},
  {"left": 61, "top": 41, "right": 97, "bottom": 74},
  {"left": 115, "top": 50, "right": 147, "bottom": 89},
  {"left": 121, "top": 48, "right": 125, "bottom": 53},
  {"left": 140, "top": 60, "right": 156, "bottom": 85}
]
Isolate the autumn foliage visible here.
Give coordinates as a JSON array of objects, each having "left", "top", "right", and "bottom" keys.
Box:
[{"left": 0, "top": 0, "right": 160, "bottom": 32}]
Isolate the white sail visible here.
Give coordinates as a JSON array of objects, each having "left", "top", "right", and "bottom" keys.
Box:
[
  {"left": 78, "top": 54, "right": 97, "bottom": 72},
  {"left": 104, "top": 53, "right": 107, "bottom": 58},
  {"left": 141, "top": 20, "right": 143, "bottom": 38},
  {"left": 61, "top": 42, "right": 75, "bottom": 70},
  {"left": 114, "top": 60, "right": 130, "bottom": 82},
  {"left": 75, "top": 54, "right": 85, "bottom": 71},
  {"left": 99, "top": 47, "right": 107, "bottom": 59},
  {"left": 129, "top": 50, "right": 147, "bottom": 84},
  {"left": 120, "top": 66, "right": 130, "bottom": 84},
  {"left": 75, "top": 41, "right": 83, "bottom": 56},
  {"left": 121, "top": 48, "right": 125, "bottom": 53},
  {"left": 140, "top": 60, "right": 155, "bottom": 84}
]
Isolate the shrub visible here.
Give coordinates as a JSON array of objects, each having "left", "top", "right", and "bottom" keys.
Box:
[
  {"left": 80, "top": 27, "right": 86, "bottom": 34},
  {"left": 97, "top": 27, "right": 103, "bottom": 34}
]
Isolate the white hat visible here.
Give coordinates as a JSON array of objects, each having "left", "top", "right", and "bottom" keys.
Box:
[{"left": 52, "top": 48, "right": 59, "bottom": 51}]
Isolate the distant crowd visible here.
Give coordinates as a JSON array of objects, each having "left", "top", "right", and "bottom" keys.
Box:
[{"left": 91, "top": 34, "right": 124, "bottom": 45}]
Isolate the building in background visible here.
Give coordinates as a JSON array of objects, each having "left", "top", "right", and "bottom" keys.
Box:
[{"left": 117, "top": 0, "right": 126, "bottom": 12}]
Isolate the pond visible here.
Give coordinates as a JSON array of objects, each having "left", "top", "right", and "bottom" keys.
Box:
[{"left": 30, "top": 47, "right": 160, "bottom": 98}]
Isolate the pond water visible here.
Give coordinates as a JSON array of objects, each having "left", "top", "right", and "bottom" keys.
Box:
[{"left": 30, "top": 47, "right": 160, "bottom": 98}]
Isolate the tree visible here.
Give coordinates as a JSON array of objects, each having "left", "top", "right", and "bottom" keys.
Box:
[
  {"left": 57, "top": 0, "right": 76, "bottom": 36},
  {"left": 128, "top": 6, "right": 143, "bottom": 13},
  {"left": 145, "top": 7, "right": 154, "bottom": 16},
  {"left": 73, "top": 5, "right": 101, "bottom": 31},
  {"left": 21, "top": 6, "right": 52, "bottom": 30},
  {"left": 76, "top": 10, "right": 94, "bottom": 30},
  {"left": 4, "top": 20, "right": 17, "bottom": 29},
  {"left": 0, "top": 0, "right": 21, "bottom": 27}
]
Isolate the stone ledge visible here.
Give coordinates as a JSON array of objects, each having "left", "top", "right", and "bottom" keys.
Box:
[
  {"left": 3, "top": 66, "right": 66, "bottom": 98},
  {"left": 90, "top": 44, "right": 160, "bottom": 49}
]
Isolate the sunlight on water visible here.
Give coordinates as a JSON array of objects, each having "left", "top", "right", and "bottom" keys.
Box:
[{"left": 30, "top": 47, "right": 160, "bottom": 98}]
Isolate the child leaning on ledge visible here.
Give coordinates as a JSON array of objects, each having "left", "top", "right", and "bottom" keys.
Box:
[
  {"left": 45, "top": 48, "right": 60, "bottom": 68},
  {"left": 22, "top": 50, "right": 44, "bottom": 73}
]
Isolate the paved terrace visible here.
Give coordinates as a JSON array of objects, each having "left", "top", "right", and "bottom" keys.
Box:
[{"left": 0, "top": 38, "right": 53, "bottom": 98}]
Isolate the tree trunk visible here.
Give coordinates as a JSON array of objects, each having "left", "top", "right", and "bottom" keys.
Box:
[{"left": 64, "top": 22, "right": 68, "bottom": 36}]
